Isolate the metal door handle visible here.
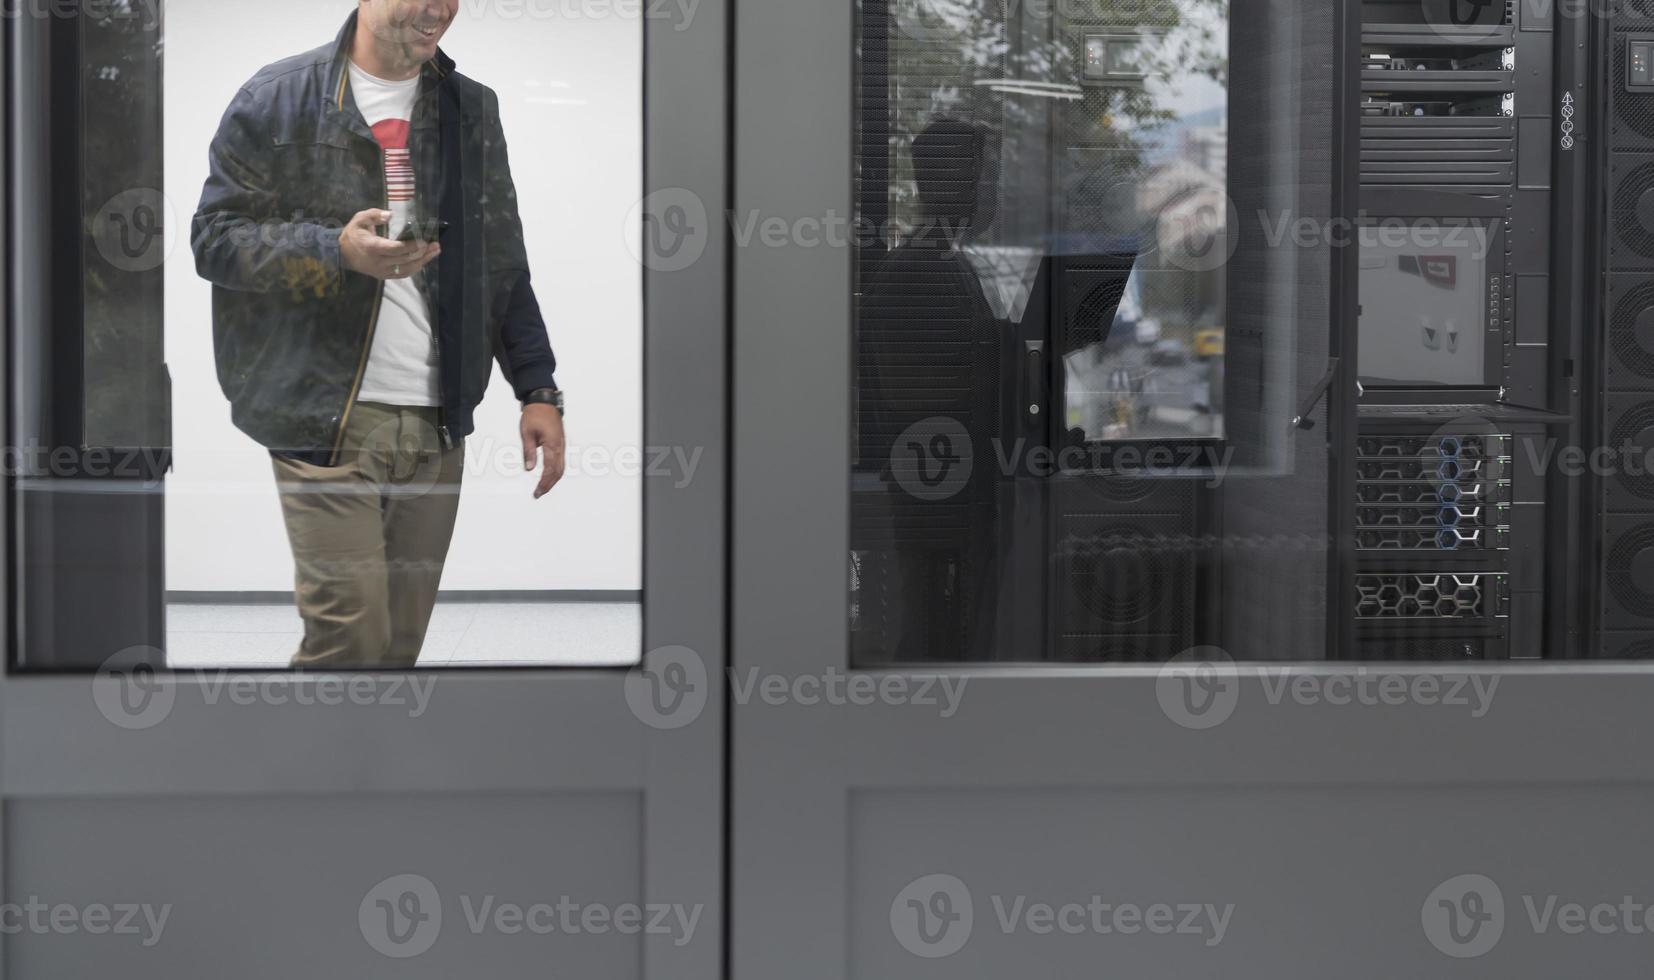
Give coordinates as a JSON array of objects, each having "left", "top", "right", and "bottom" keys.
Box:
[
  {"left": 1024, "top": 340, "right": 1046, "bottom": 420},
  {"left": 1292, "top": 357, "right": 1341, "bottom": 432}
]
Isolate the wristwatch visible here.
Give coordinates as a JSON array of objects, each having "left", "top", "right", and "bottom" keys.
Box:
[{"left": 523, "top": 387, "right": 564, "bottom": 416}]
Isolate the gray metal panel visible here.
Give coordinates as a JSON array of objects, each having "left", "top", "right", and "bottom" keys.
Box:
[
  {"left": 1521, "top": 0, "right": 1556, "bottom": 32},
  {"left": 1518, "top": 30, "right": 1556, "bottom": 110},
  {"left": 0, "top": 3, "right": 728, "bottom": 978},
  {"left": 18, "top": 483, "right": 165, "bottom": 666},
  {"left": 1519, "top": 116, "right": 1555, "bottom": 188},
  {"left": 0, "top": 675, "right": 650, "bottom": 796},
  {"left": 733, "top": 0, "right": 853, "bottom": 975},
  {"left": 1508, "top": 345, "right": 1549, "bottom": 403},
  {"left": 1516, "top": 274, "right": 1550, "bottom": 344},
  {"left": 851, "top": 783, "right": 1654, "bottom": 975},
  {"left": 638, "top": 3, "right": 730, "bottom": 975},
  {"left": 815, "top": 668, "right": 1654, "bottom": 786},
  {"left": 1511, "top": 188, "right": 1553, "bottom": 276},
  {"left": 7, "top": 794, "right": 648, "bottom": 978}
]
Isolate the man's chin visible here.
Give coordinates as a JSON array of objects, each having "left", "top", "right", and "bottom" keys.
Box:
[
  {"left": 374, "top": 28, "right": 444, "bottom": 52},
  {"left": 383, "top": 38, "right": 439, "bottom": 65}
]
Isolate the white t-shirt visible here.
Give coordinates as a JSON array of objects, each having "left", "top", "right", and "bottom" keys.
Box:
[{"left": 348, "top": 61, "right": 440, "bottom": 407}]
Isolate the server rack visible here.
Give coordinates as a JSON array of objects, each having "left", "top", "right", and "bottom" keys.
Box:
[
  {"left": 847, "top": 0, "right": 1615, "bottom": 663},
  {"left": 1342, "top": 0, "right": 1568, "bottom": 659}
]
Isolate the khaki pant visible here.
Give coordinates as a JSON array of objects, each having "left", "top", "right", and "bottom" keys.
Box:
[{"left": 272, "top": 402, "right": 464, "bottom": 669}]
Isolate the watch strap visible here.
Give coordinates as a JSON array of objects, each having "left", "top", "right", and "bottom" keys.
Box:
[{"left": 523, "top": 388, "right": 564, "bottom": 415}]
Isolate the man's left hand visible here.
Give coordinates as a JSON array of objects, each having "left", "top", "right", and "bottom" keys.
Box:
[{"left": 521, "top": 404, "right": 566, "bottom": 499}]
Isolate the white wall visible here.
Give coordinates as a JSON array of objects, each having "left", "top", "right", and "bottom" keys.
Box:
[{"left": 163, "top": 0, "right": 642, "bottom": 592}]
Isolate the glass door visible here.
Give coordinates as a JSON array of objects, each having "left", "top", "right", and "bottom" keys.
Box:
[
  {"left": 850, "top": 0, "right": 1348, "bottom": 666},
  {"left": 4, "top": 3, "right": 725, "bottom": 976},
  {"left": 733, "top": 4, "right": 1654, "bottom": 980}
]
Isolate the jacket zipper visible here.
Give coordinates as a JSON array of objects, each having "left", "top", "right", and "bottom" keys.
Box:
[
  {"left": 416, "top": 94, "right": 454, "bottom": 452},
  {"left": 329, "top": 164, "right": 390, "bottom": 466}
]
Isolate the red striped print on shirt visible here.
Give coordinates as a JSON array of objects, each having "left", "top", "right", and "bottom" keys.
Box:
[{"left": 370, "top": 119, "right": 415, "bottom": 204}]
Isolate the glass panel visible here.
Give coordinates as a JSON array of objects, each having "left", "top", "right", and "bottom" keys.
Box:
[
  {"left": 19, "top": 0, "right": 647, "bottom": 671},
  {"left": 851, "top": 0, "right": 1336, "bottom": 664},
  {"left": 82, "top": 5, "right": 167, "bottom": 448}
]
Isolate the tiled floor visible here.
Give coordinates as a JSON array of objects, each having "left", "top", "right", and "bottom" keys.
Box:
[{"left": 165, "top": 601, "right": 642, "bottom": 668}]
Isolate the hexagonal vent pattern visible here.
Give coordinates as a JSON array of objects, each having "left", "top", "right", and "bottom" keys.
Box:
[
  {"left": 1356, "top": 573, "right": 1490, "bottom": 619},
  {"left": 1355, "top": 434, "right": 1510, "bottom": 551}
]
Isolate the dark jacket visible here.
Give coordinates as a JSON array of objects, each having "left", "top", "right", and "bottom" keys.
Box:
[{"left": 192, "top": 12, "right": 557, "bottom": 464}]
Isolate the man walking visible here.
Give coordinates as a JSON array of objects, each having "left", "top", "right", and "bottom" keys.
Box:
[{"left": 193, "top": 0, "right": 567, "bottom": 668}]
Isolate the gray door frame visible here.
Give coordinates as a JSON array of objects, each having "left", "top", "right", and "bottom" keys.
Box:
[
  {"left": 1, "top": 3, "right": 727, "bottom": 977},
  {"left": 731, "top": 0, "right": 1654, "bottom": 977}
]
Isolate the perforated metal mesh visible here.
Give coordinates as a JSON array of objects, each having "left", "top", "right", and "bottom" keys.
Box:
[
  {"left": 1610, "top": 278, "right": 1654, "bottom": 386},
  {"left": 1603, "top": 636, "right": 1654, "bottom": 659},
  {"left": 1047, "top": 4, "right": 1212, "bottom": 655},
  {"left": 1612, "top": 161, "right": 1654, "bottom": 260},
  {"left": 1354, "top": 434, "right": 1509, "bottom": 552},
  {"left": 850, "top": 0, "right": 1007, "bottom": 664},
  {"left": 1609, "top": 400, "right": 1654, "bottom": 501},
  {"left": 1058, "top": 0, "right": 1174, "bottom": 25},
  {"left": 1084, "top": 475, "right": 1159, "bottom": 505},
  {"left": 1614, "top": 0, "right": 1654, "bottom": 32},
  {"left": 1605, "top": 5, "right": 1654, "bottom": 649},
  {"left": 1606, "top": 522, "right": 1654, "bottom": 619},
  {"left": 1356, "top": 636, "right": 1489, "bottom": 661},
  {"left": 1053, "top": 635, "right": 1189, "bottom": 662},
  {"left": 1061, "top": 527, "right": 1174, "bottom": 623},
  {"left": 1358, "top": 479, "right": 1488, "bottom": 505},
  {"left": 1069, "top": 276, "right": 1129, "bottom": 351},
  {"left": 1064, "top": 474, "right": 1199, "bottom": 512},
  {"left": 1048, "top": 255, "right": 1137, "bottom": 358},
  {"left": 1356, "top": 573, "right": 1490, "bottom": 619},
  {"left": 1612, "top": 38, "right": 1654, "bottom": 148},
  {"left": 1357, "top": 504, "right": 1494, "bottom": 551},
  {"left": 1055, "top": 520, "right": 1199, "bottom": 629},
  {"left": 1061, "top": 148, "right": 1149, "bottom": 241}
]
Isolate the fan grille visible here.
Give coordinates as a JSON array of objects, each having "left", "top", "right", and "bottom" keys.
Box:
[
  {"left": 1064, "top": 526, "right": 1176, "bottom": 624},
  {"left": 1609, "top": 638, "right": 1654, "bottom": 660},
  {"left": 1612, "top": 162, "right": 1654, "bottom": 260},
  {"left": 1610, "top": 280, "right": 1654, "bottom": 384},
  {"left": 1088, "top": 475, "right": 1159, "bottom": 505},
  {"left": 1071, "top": 277, "right": 1127, "bottom": 350},
  {"left": 1606, "top": 522, "right": 1654, "bottom": 619},
  {"left": 1609, "top": 400, "right": 1654, "bottom": 501}
]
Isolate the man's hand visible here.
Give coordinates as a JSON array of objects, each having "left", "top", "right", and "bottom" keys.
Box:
[
  {"left": 521, "top": 404, "right": 566, "bottom": 499},
  {"left": 340, "top": 208, "right": 440, "bottom": 280}
]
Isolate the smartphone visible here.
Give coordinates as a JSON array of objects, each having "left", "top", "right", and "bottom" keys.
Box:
[{"left": 395, "top": 218, "right": 450, "bottom": 243}]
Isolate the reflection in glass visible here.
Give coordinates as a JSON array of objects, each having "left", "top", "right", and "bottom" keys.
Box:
[
  {"left": 863, "top": 0, "right": 1230, "bottom": 444},
  {"left": 83, "top": 9, "right": 168, "bottom": 449},
  {"left": 853, "top": 0, "right": 1331, "bottom": 665}
]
